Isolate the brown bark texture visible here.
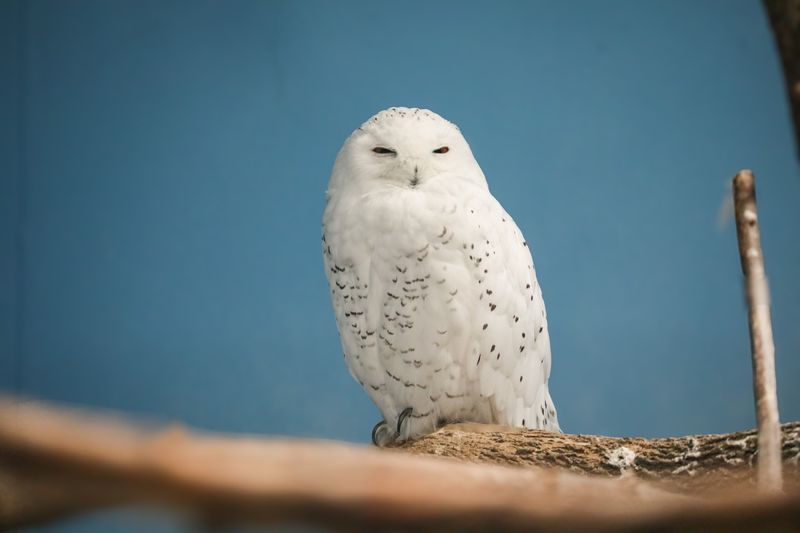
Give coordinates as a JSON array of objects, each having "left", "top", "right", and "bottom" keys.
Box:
[
  {"left": 1, "top": 396, "right": 799, "bottom": 532},
  {"left": 400, "top": 422, "right": 800, "bottom": 494}
]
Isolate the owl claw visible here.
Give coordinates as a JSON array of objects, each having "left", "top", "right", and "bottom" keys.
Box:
[
  {"left": 371, "top": 407, "right": 414, "bottom": 447},
  {"left": 396, "top": 406, "right": 413, "bottom": 436},
  {"left": 371, "top": 420, "right": 394, "bottom": 447}
]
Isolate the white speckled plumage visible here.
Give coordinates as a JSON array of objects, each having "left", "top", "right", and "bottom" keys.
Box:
[{"left": 323, "top": 107, "right": 559, "bottom": 443}]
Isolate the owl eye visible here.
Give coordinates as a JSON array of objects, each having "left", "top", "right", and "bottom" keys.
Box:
[
  {"left": 433, "top": 146, "right": 450, "bottom": 154},
  {"left": 372, "top": 147, "right": 396, "bottom": 155}
]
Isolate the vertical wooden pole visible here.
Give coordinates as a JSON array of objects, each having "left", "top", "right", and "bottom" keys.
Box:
[{"left": 732, "top": 169, "right": 782, "bottom": 493}]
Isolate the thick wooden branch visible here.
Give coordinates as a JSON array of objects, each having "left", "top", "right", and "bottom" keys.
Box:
[
  {"left": 1, "top": 397, "right": 799, "bottom": 531},
  {"left": 399, "top": 422, "right": 800, "bottom": 493}
]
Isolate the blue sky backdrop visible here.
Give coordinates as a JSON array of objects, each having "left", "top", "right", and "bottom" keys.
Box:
[{"left": 2, "top": 0, "right": 799, "bottom": 504}]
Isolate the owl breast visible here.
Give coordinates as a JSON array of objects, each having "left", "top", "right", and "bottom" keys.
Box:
[{"left": 323, "top": 178, "right": 559, "bottom": 441}]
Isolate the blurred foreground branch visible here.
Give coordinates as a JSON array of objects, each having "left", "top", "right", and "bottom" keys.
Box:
[
  {"left": 1, "top": 397, "right": 799, "bottom": 531},
  {"left": 764, "top": 0, "right": 800, "bottom": 157}
]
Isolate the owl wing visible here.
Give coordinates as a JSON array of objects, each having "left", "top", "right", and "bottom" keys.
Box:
[
  {"left": 460, "top": 191, "right": 560, "bottom": 431},
  {"left": 322, "top": 229, "right": 386, "bottom": 404}
]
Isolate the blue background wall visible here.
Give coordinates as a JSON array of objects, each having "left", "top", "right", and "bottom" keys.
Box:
[{"left": 2, "top": 1, "right": 799, "bottom": 527}]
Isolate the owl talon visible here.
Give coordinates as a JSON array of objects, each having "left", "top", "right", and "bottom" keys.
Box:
[
  {"left": 396, "top": 406, "right": 413, "bottom": 436},
  {"left": 371, "top": 407, "right": 413, "bottom": 447},
  {"left": 371, "top": 420, "right": 394, "bottom": 447}
]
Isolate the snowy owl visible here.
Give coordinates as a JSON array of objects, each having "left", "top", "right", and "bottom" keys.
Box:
[{"left": 322, "top": 107, "right": 560, "bottom": 446}]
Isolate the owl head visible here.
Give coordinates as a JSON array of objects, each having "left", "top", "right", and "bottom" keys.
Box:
[{"left": 328, "top": 107, "right": 487, "bottom": 193}]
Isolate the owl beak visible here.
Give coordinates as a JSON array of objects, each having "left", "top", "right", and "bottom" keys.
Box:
[{"left": 410, "top": 165, "right": 420, "bottom": 188}]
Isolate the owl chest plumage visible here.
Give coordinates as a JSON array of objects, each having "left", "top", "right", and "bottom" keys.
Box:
[{"left": 323, "top": 179, "right": 559, "bottom": 438}]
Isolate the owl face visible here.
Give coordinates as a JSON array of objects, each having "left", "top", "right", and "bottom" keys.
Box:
[{"left": 330, "top": 107, "right": 487, "bottom": 193}]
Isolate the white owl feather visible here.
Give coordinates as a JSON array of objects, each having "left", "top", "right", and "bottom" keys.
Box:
[{"left": 322, "top": 107, "right": 559, "bottom": 445}]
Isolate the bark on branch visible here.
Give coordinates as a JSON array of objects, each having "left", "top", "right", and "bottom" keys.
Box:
[
  {"left": 400, "top": 422, "right": 800, "bottom": 493},
  {"left": 0, "top": 397, "right": 798, "bottom": 531}
]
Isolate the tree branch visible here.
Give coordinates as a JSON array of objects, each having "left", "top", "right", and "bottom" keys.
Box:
[
  {"left": 763, "top": 0, "right": 800, "bottom": 158},
  {"left": 399, "top": 422, "right": 800, "bottom": 493},
  {"left": 0, "top": 396, "right": 798, "bottom": 531},
  {"left": 732, "top": 169, "right": 783, "bottom": 492}
]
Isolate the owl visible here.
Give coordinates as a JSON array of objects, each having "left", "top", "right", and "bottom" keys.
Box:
[{"left": 322, "top": 107, "right": 560, "bottom": 446}]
